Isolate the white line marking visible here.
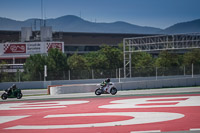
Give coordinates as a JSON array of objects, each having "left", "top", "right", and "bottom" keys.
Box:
[
  {"left": 190, "top": 128, "right": 200, "bottom": 131},
  {"left": 6, "top": 112, "right": 184, "bottom": 129},
  {"left": 130, "top": 130, "right": 161, "bottom": 133},
  {"left": 0, "top": 116, "right": 30, "bottom": 124},
  {"left": 0, "top": 101, "right": 89, "bottom": 110},
  {"left": 99, "top": 96, "right": 200, "bottom": 109}
]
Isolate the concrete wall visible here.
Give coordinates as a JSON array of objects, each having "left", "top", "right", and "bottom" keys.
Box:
[
  {"left": 0, "top": 78, "right": 115, "bottom": 90},
  {"left": 49, "top": 77, "right": 200, "bottom": 95},
  {"left": 1, "top": 77, "right": 199, "bottom": 95},
  {"left": 120, "top": 77, "right": 200, "bottom": 90},
  {"left": 0, "top": 81, "right": 51, "bottom": 91},
  {"left": 0, "top": 80, "right": 101, "bottom": 91},
  {"left": 50, "top": 84, "right": 97, "bottom": 95}
]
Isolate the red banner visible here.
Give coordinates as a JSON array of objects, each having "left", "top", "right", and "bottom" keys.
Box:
[
  {"left": 4, "top": 44, "right": 26, "bottom": 54},
  {"left": 47, "top": 43, "right": 62, "bottom": 52}
]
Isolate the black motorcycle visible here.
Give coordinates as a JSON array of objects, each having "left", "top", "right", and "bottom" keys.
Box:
[{"left": 1, "top": 84, "right": 23, "bottom": 100}]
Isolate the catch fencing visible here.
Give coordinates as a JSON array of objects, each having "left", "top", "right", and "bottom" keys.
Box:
[{"left": 0, "top": 64, "right": 200, "bottom": 82}]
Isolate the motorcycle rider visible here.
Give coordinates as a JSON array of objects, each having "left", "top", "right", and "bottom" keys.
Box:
[
  {"left": 100, "top": 78, "right": 111, "bottom": 92},
  {"left": 6, "top": 84, "right": 17, "bottom": 95}
]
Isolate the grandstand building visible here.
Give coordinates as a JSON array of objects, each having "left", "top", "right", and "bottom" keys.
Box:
[{"left": 0, "top": 29, "right": 151, "bottom": 64}]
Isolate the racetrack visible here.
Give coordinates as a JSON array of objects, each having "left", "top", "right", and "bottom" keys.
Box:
[{"left": 0, "top": 87, "right": 200, "bottom": 133}]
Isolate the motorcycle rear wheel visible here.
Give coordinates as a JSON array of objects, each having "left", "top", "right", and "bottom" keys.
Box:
[
  {"left": 95, "top": 88, "right": 102, "bottom": 95},
  {"left": 1, "top": 93, "right": 8, "bottom": 100}
]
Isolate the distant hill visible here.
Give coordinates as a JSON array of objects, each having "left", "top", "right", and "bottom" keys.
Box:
[
  {"left": 0, "top": 15, "right": 200, "bottom": 34},
  {"left": 0, "top": 15, "right": 161, "bottom": 34},
  {"left": 160, "top": 19, "right": 200, "bottom": 34}
]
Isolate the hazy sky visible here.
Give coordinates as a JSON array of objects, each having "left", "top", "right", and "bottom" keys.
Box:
[{"left": 0, "top": 0, "right": 200, "bottom": 29}]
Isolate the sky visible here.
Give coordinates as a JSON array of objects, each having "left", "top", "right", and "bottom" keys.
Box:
[{"left": 0, "top": 0, "right": 200, "bottom": 29}]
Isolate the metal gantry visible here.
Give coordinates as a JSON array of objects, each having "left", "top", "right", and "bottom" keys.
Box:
[{"left": 123, "top": 33, "right": 200, "bottom": 78}]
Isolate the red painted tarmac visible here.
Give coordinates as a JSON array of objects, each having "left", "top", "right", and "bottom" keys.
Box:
[{"left": 0, "top": 94, "right": 200, "bottom": 133}]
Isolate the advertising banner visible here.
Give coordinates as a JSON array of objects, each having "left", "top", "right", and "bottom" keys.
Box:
[
  {"left": 47, "top": 42, "right": 63, "bottom": 52},
  {"left": 27, "top": 43, "right": 42, "bottom": 54},
  {"left": 4, "top": 44, "right": 26, "bottom": 54},
  {"left": 3, "top": 42, "right": 64, "bottom": 55}
]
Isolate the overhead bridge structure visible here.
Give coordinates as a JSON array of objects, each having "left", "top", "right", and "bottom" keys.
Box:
[{"left": 123, "top": 33, "right": 200, "bottom": 78}]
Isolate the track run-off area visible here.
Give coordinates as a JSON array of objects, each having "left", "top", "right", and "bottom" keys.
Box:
[{"left": 0, "top": 87, "right": 200, "bottom": 133}]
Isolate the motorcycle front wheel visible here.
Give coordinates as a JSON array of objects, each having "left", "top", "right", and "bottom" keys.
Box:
[
  {"left": 17, "top": 93, "right": 23, "bottom": 99},
  {"left": 95, "top": 88, "right": 102, "bottom": 95},
  {"left": 110, "top": 87, "right": 117, "bottom": 95},
  {"left": 1, "top": 93, "right": 8, "bottom": 100}
]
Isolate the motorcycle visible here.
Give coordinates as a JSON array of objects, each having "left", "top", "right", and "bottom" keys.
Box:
[
  {"left": 95, "top": 82, "right": 117, "bottom": 95},
  {"left": 1, "top": 85, "right": 23, "bottom": 100}
]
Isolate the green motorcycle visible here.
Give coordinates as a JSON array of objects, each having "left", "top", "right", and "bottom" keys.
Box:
[{"left": 1, "top": 84, "right": 23, "bottom": 100}]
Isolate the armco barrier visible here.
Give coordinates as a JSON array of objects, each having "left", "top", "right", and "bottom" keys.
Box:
[{"left": 49, "top": 77, "right": 200, "bottom": 95}]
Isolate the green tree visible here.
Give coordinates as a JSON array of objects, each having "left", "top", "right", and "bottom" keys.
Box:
[
  {"left": 67, "top": 53, "right": 87, "bottom": 70},
  {"left": 99, "top": 45, "right": 123, "bottom": 69},
  {"left": 23, "top": 54, "right": 46, "bottom": 81},
  {"left": 131, "top": 52, "right": 154, "bottom": 77},
  {"left": 0, "top": 61, "right": 15, "bottom": 82},
  {"left": 84, "top": 52, "right": 104, "bottom": 69},
  {"left": 23, "top": 48, "right": 68, "bottom": 81},
  {"left": 155, "top": 51, "right": 181, "bottom": 67},
  {"left": 131, "top": 52, "right": 154, "bottom": 67},
  {"left": 183, "top": 49, "right": 200, "bottom": 66},
  {"left": 154, "top": 51, "right": 182, "bottom": 76},
  {"left": 47, "top": 48, "right": 68, "bottom": 72},
  {"left": 46, "top": 48, "right": 68, "bottom": 80}
]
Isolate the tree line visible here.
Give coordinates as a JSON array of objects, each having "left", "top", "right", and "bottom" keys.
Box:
[{"left": 1, "top": 44, "right": 200, "bottom": 82}]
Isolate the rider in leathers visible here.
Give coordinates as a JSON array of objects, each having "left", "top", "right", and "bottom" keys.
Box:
[{"left": 100, "top": 78, "right": 111, "bottom": 93}]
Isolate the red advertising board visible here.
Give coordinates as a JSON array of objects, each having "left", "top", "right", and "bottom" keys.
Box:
[
  {"left": 47, "top": 43, "right": 63, "bottom": 52},
  {"left": 4, "top": 44, "right": 26, "bottom": 54}
]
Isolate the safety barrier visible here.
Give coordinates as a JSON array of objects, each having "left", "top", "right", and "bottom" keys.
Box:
[
  {"left": 49, "top": 84, "right": 97, "bottom": 95},
  {"left": 48, "top": 77, "right": 200, "bottom": 95}
]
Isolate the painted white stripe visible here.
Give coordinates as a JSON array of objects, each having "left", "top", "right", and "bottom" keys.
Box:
[
  {"left": 190, "top": 128, "right": 200, "bottom": 131},
  {"left": 0, "top": 101, "right": 89, "bottom": 110},
  {"left": 0, "top": 116, "right": 30, "bottom": 124},
  {"left": 99, "top": 96, "right": 200, "bottom": 109},
  {"left": 6, "top": 112, "right": 183, "bottom": 129},
  {"left": 130, "top": 130, "right": 160, "bottom": 133}
]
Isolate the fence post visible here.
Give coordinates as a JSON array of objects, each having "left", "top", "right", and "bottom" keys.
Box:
[
  {"left": 192, "top": 63, "right": 193, "bottom": 78},
  {"left": 44, "top": 65, "right": 47, "bottom": 81},
  {"left": 92, "top": 69, "right": 94, "bottom": 79},
  {"left": 156, "top": 67, "right": 158, "bottom": 80},
  {"left": 184, "top": 65, "right": 185, "bottom": 76},
  {"left": 119, "top": 68, "right": 121, "bottom": 83},
  {"left": 116, "top": 68, "right": 118, "bottom": 78},
  {"left": 63, "top": 71, "right": 65, "bottom": 80},
  {"left": 68, "top": 70, "right": 71, "bottom": 80},
  {"left": 19, "top": 71, "right": 20, "bottom": 82}
]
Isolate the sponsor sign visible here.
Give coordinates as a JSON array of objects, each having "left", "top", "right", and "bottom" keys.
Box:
[
  {"left": 3, "top": 42, "right": 64, "bottom": 55},
  {"left": 4, "top": 44, "right": 26, "bottom": 54},
  {"left": 26, "top": 43, "right": 41, "bottom": 54},
  {"left": 47, "top": 42, "right": 63, "bottom": 52}
]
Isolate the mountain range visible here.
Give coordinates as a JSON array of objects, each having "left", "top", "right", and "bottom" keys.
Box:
[{"left": 0, "top": 15, "right": 200, "bottom": 34}]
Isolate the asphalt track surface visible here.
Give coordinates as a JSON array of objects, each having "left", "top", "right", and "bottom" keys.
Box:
[{"left": 0, "top": 87, "right": 200, "bottom": 133}]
